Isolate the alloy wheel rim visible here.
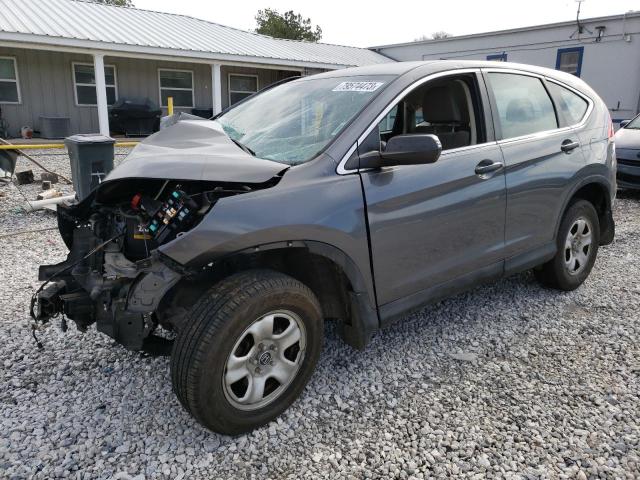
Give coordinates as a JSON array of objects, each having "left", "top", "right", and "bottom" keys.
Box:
[
  {"left": 222, "top": 310, "right": 306, "bottom": 411},
  {"left": 564, "top": 216, "right": 593, "bottom": 276}
]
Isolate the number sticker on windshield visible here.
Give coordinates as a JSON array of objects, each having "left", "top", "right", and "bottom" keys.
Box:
[{"left": 332, "top": 81, "right": 385, "bottom": 92}]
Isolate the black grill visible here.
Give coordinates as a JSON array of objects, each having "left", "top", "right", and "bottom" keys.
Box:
[
  {"left": 617, "top": 158, "right": 640, "bottom": 167},
  {"left": 109, "top": 98, "right": 162, "bottom": 137},
  {"left": 617, "top": 172, "right": 640, "bottom": 185}
]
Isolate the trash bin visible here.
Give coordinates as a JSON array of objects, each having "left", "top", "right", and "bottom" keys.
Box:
[
  {"left": 0, "top": 149, "right": 18, "bottom": 177},
  {"left": 65, "top": 134, "right": 115, "bottom": 201}
]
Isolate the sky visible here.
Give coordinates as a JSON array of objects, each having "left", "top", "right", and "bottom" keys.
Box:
[{"left": 132, "top": 0, "right": 639, "bottom": 47}]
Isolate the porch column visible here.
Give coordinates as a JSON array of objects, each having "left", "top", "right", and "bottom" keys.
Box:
[
  {"left": 211, "top": 63, "right": 222, "bottom": 115},
  {"left": 93, "top": 53, "right": 110, "bottom": 136}
]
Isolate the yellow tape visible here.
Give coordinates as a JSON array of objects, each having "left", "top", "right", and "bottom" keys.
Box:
[
  {"left": 0, "top": 143, "right": 66, "bottom": 150},
  {"left": 0, "top": 142, "right": 140, "bottom": 150}
]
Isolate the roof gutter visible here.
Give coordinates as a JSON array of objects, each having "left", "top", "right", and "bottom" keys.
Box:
[
  {"left": 369, "top": 11, "right": 640, "bottom": 50},
  {"left": 0, "top": 32, "right": 355, "bottom": 71}
]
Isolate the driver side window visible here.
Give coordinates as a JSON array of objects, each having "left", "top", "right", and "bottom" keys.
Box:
[
  {"left": 379, "top": 105, "right": 398, "bottom": 135},
  {"left": 376, "top": 73, "right": 485, "bottom": 151}
]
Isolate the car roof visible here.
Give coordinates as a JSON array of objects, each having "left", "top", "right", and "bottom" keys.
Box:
[
  {"left": 307, "top": 61, "right": 432, "bottom": 78},
  {"left": 310, "top": 60, "right": 593, "bottom": 97}
]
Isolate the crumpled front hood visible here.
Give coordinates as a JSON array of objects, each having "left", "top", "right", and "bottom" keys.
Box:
[{"left": 106, "top": 120, "right": 287, "bottom": 183}]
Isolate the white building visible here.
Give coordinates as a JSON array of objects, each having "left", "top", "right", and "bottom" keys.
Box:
[{"left": 371, "top": 12, "right": 640, "bottom": 125}]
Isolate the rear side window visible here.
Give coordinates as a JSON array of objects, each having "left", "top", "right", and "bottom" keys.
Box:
[
  {"left": 546, "top": 82, "right": 589, "bottom": 126},
  {"left": 487, "top": 73, "right": 558, "bottom": 139}
]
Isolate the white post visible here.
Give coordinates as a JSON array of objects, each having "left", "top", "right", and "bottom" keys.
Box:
[
  {"left": 93, "top": 53, "right": 110, "bottom": 136},
  {"left": 211, "top": 63, "right": 222, "bottom": 115}
]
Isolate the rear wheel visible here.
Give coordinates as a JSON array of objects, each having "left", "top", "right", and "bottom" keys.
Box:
[
  {"left": 534, "top": 199, "right": 600, "bottom": 291},
  {"left": 171, "top": 269, "right": 323, "bottom": 435}
]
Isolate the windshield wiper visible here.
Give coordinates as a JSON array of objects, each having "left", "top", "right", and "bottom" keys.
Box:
[{"left": 230, "top": 138, "right": 256, "bottom": 156}]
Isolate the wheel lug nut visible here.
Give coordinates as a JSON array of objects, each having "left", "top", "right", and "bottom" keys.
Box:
[
  {"left": 269, "top": 344, "right": 275, "bottom": 350},
  {"left": 258, "top": 343, "right": 264, "bottom": 350},
  {"left": 255, "top": 367, "right": 261, "bottom": 374}
]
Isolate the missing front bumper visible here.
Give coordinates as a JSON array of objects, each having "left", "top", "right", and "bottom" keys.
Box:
[{"left": 33, "top": 238, "right": 182, "bottom": 351}]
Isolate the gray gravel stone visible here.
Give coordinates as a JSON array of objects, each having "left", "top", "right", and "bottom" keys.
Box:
[{"left": 1, "top": 151, "right": 639, "bottom": 478}]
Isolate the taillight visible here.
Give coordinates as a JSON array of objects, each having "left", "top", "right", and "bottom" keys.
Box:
[{"left": 608, "top": 116, "right": 614, "bottom": 139}]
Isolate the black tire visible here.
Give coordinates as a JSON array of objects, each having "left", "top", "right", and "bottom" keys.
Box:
[
  {"left": 534, "top": 199, "right": 600, "bottom": 291},
  {"left": 171, "top": 269, "right": 323, "bottom": 435}
]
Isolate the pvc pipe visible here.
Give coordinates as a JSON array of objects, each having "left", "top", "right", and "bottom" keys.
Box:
[
  {"left": 37, "top": 189, "right": 62, "bottom": 200},
  {"left": 24, "top": 194, "right": 76, "bottom": 211}
]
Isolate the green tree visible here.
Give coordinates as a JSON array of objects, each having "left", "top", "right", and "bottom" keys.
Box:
[
  {"left": 255, "top": 9, "right": 322, "bottom": 42},
  {"left": 86, "top": 0, "right": 134, "bottom": 6},
  {"left": 431, "top": 31, "right": 452, "bottom": 39},
  {"left": 414, "top": 31, "right": 452, "bottom": 42}
]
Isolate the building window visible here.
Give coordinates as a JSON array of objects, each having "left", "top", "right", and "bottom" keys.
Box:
[
  {"left": 158, "top": 69, "right": 194, "bottom": 108},
  {"left": 73, "top": 63, "right": 117, "bottom": 106},
  {"left": 229, "top": 74, "right": 258, "bottom": 106},
  {"left": 487, "top": 53, "right": 507, "bottom": 62},
  {"left": 555, "top": 47, "right": 584, "bottom": 77},
  {"left": 0, "top": 57, "right": 20, "bottom": 104}
]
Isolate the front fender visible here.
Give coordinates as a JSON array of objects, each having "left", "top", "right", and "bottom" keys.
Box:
[{"left": 158, "top": 165, "right": 376, "bottom": 307}]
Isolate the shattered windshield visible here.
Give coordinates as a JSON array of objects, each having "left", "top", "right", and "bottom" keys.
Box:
[{"left": 216, "top": 75, "right": 394, "bottom": 165}]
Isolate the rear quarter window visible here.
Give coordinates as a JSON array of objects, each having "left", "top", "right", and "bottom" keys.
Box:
[
  {"left": 546, "top": 82, "right": 589, "bottom": 126},
  {"left": 487, "top": 72, "right": 558, "bottom": 139}
]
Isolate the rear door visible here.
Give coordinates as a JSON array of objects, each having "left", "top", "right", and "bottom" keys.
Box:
[
  {"left": 358, "top": 71, "right": 507, "bottom": 319},
  {"left": 483, "top": 70, "right": 586, "bottom": 268}
]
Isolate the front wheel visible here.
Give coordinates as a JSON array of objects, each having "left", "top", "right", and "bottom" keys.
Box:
[
  {"left": 534, "top": 199, "right": 600, "bottom": 291},
  {"left": 171, "top": 270, "right": 323, "bottom": 435}
]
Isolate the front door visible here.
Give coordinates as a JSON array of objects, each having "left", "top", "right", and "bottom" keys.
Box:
[{"left": 359, "top": 72, "right": 507, "bottom": 320}]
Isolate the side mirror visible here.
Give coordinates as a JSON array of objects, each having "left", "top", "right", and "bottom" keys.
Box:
[
  {"left": 619, "top": 120, "right": 630, "bottom": 128},
  {"left": 359, "top": 134, "right": 442, "bottom": 169}
]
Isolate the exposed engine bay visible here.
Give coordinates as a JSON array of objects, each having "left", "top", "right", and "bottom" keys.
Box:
[{"left": 31, "top": 177, "right": 277, "bottom": 351}]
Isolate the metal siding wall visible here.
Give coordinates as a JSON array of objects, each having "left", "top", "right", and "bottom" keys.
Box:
[
  {"left": 0, "top": 47, "right": 305, "bottom": 137},
  {"left": 220, "top": 66, "right": 298, "bottom": 110},
  {"left": 0, "top": 47, "right": 99, "bottom": 136},
  {"left": 221, "top": 65, "right": 272, "bottom": 110},
  {"left": 303, "top": 67, "right": 326, "bottom": 76},
  {"left": 108, "top": 57, "right": 212, "bottom": 114},
  {"left": 0, "top": 47, "right": 31, "bottom": 137}
]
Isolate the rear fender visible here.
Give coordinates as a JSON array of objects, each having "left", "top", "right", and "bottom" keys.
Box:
[{"left": 555, "top": 174, "right": 615, "bottom": 245}]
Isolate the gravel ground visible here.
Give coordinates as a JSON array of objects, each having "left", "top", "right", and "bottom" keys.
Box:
[{"left": 1, "top": 151, "right": 639, "bottom": 479}]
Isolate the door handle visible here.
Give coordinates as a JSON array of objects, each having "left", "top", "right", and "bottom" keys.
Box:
[
  {"left": 561, "top": 139, "right": 580, "bottom": 153},
  {"left": 475, "top": 160, "right": 504, "bottom": 176}
]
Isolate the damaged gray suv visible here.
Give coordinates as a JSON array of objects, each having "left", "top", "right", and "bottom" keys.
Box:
[{"left": 32, "top": 61, "right": 616, "bottom": 434}]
